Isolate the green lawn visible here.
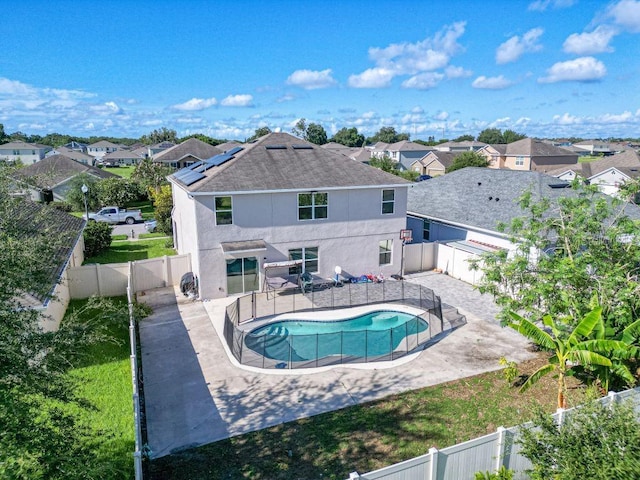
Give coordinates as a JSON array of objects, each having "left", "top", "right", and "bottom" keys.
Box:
[
  {"left": 63, "top": 298, "right": 134, "bottom": 479},
  {"left": 126, "top": 200, "right": 155, "bottom": 220},
  {"left": 85, "top": 238, "right": 175, "bottom": 264},
  {"left": 578, "top": 155, "right": 604, "bottom": 163},
  {"left": 149, "top": 354, "right": 586, "bottom": 480},
  {"left": 108, "top": 165, "right": 136, "bottom": 178}
]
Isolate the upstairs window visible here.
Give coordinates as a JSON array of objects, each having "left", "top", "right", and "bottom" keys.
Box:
[
  {"left": 298, "top": 192, "right": 328, "bottom": 220},
  {"left": 423, "top": 219, "right": 431, "bottom": 241},
  {"left": 382, "top": 189, "right": 395, "bottom": 214},
  {"left": 515, "top": 156, "right": 525, "bottom": 166},
  {"left": 215, "top": 196, "right": 233, "bottom": 225}
]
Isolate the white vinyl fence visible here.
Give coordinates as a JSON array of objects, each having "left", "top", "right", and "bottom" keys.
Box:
[
  {"left": 347, "top": 388, "right": 640, "bottom": 480},
  {"left": 435, "top": 243, "right": 484, "bottom": 286},
  {"left": 404, "top": 242, "right": 437, "bottom": 274},
  {"left": 67, "top": 254, "right": 191, "bottom": 298}
]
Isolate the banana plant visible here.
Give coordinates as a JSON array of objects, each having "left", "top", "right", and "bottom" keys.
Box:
[{"left": 507, "top": 306, "right": 637, "bottom": 408}]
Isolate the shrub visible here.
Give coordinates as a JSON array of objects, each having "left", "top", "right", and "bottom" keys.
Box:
[
  {"left": 51, "top": 201, "right": 72, "bottom": 212},
  {"left": 83, "top": 222, "right": 113, "bottom": 257}
]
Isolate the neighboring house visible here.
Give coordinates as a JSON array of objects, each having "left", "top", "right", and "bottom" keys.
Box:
[
  {"left": 15, "top": 201, "right": 85, "bottom": 331},
  {"left": 550, "top": 150, "right": 640, "bottom": 196},
  {"left": 63, "top": 140, "right": 88, "bottom": 153},
  {"left": 153, "top": 137, "right": 222, "bottom": 169},
  {"left": 434, "top": 140, "right": 487, "bottom": 152},
  {"left": 101, "top": 149, "right": 144, "bottom": 166},
  {"left": 0, "top": 140, "right": 52, "bottom": 164},
  {"left": 573, "top": 140, "right": 614, "bottom": 156},
  {"left": 410, "top": 151, "right": 458, "bottom": 177},
  {"left": 405, "top": 167, "right": 640, "bottom": 283},
  {"left": 45, "top": 146, "right": 94, "bottom": 165},
  {"left": 87, "top": 140, "right": 120, "bottom": 160},
  {"left": 13, "top": 154, "right": 118, "bottom": 202},
  {"left": 349, "top": 147, "right": 373, "bottom": 163},
  {"left": 147, "top": 141, "right": 175, "bottom": 157},
  {"left": 216, "top": 141, "right": 243, "bottom": 152},
  {"left": 371, "top": 140, "right": 434, "bottom": 170},
  {"left": 169, "top": 132, "right": 411, "bottom": 299},
  {"left": 482, "top": 138, "right": 578, "bottom": 172}
]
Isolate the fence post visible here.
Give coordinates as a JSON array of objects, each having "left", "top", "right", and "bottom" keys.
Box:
[
  {"left": 608, "top": 390, "right": 618, "bottom": 409},
  {"left": 495, "top": 426, "right": 506, "bottom": 472},
  {"left": 163, "top": 255, "right": 170, "bottom": 287},
  {"left": 428, "top": 446, "right": 439, "bottom": 480},
  {"left": 348, "top": 472, "right": 360, "bottom": 479},
  {"left": 556, "top": 407, "right": 565, "bottom": 426}
]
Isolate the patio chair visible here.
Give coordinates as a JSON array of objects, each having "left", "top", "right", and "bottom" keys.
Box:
[{"left": 299, "top": 272, "right": 313, "bottom": 293}]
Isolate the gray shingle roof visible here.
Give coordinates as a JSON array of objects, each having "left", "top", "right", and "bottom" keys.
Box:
[
  {"left": 0, "top": 140, "right": 50, "bottom": 150},
  {"left": 173, "top": 132, "right": 411, "bottom": 193},
  {"left": 407, "top": 167, "right": 640, "bottom": 233},
  {"left": 548, "top": 150, "right": 640, "bottom": 178},
  {"left": 153, "top": 137, "right": 222, "bottom": 162},
  {"left": 505, "top": 138, "right": 577, "bottom": 157},
  {"left": 14, "top": 154, "right": 118, "bottom": 188}
]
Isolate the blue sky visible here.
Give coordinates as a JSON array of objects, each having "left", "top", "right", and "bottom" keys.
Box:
[{"left": 2, "top": 0, "right": 640, "bottom": 140}]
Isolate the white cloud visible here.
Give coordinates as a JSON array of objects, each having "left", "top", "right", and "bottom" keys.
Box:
[
  {"left": 528, "top": 0, "right": 576, "bottom": 12},
  {"left": 172, "top": 97, "right": 218, "bottom": 111},
  {"left": 538, "top": 56, "right": 607, "bottom": 83},
  {"left": 411, "top": 106, "right": 425, "bottom": 114},
  {"left": 276, "top": 94, "right": 296, "bottom": 103},
  {"left": 349, "top": 22, "right": 466, "bottom": 88},
  {"left": 600, "top": 110, "right": 634, "bottom": 123},
  {"left": 401, "top": 72, "right": 444, "bottom": 90},
  {"left": 445, "top": 65, "right": 473, "bottom": 78},
  {"left": 220, "top": 94, "right": 254, "bottom": 107},
  {"left": 286, "top": 69, "right": 337, "bottom": 89},
  {"left": 0, "top": 77, "right": 34, "bottom": 95},
  {"left": 435, "top": 111, "right": 449, "bottom": 120},
  {"left": 105, "top": 101, "right": 123, "bottom": 114},
  {"left": 348, "top": 68, "right": 395, "bottom": 88},
  {"left": 563, "top": 25, "right": 617, "bottom": 54},
  {"left": 472, "top": 75, "right": 514, "bottom": 89},
  {"left": 607, "top": 0, "right": 640, "bottom": 33},
  {"left": 496, "top": 28, "right": 544, "bottom": 64}
]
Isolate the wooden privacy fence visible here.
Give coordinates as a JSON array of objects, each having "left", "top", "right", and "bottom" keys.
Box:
[
  {"left": 347, "top": 387, "right": 640, "bottom": 480},
  {"left": 67, "top": 254, "right": 191, "bottom": 299}
]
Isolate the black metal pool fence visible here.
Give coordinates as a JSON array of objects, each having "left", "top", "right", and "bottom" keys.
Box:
[{"left": 223, "top": 280, "right": 445, "bottom": 369}]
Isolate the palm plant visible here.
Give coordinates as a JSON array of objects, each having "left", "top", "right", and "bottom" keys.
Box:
[{"left": 508, "top": 306, "right": 637, "bottom": 408}]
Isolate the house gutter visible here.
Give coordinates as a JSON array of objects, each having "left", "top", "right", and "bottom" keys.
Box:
[{"left": 406, "top": 210, "right": 511, "bottom": 240}]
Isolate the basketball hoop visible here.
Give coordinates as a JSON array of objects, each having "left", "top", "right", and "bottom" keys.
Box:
[{"left": 400, "top": 229, "right": 412, "bottom": 243}]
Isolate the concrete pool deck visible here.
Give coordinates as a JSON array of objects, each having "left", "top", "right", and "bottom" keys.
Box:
[{"left": 138, "top": 272, "right": 535, "bottom": 459}]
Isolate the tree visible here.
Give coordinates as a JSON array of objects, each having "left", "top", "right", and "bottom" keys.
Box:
[
  {"left": 477, "top": 128, "right": 526, "bottom": 144},
  {"left": 83, "top": 221, "right": 113, "bottom": 257},
  {"left": 507, "top": 306, "right": 636, "bottom": 408},
  {"left": 96, "top": 177, "right": 145, "bottom": 206},
  {"left": 131, "top": 158, "right": 173, "bottom": 194},
  {"left": 368, "top": 155, "right": 418, "bottom": 181},
  {"left": 247, "top": 126, "right": 272, "bottom": 142},
  {"left": 0, "top": 163, "right": 122, "bottom": 477},
  {"left": 473, "top": 181, "right": 640, "bottom": 335},
  {"left": 368, "top": 126, "right": 410, "bottom": 144},
  {"left": 453, "top": 134, "right": 475, "bottom": 142},
  {"left": 291, "top": 118, "right": 328, "bottom": 145},
  {"left": 0, "top": 123, "right": 6, "bottom": 143},
  {"left": 330, "top": 127, "right": 365, "bottom": 147},
  {"left": 502, "top": 129, "right": 526, "bottom": 143},
  {"left": 446, "top": 151, "right": 489, "bottom": 172},
  {"left": 518, "top": 400, "right": 640, "bottom": 480},
  {"left": 149, "top": 184, "right": 173, "bottom": 235},
  {"left": 178, "top": 133, "right": 224, "bottom": 146},
  {"left": 140, "top": 127, "right": 178, "bottom": 145},
  {"left": 64, "top": 174, "right": 100, "bottom": 211}
]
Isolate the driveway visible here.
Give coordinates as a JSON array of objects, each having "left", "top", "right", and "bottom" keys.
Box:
[{"left": 137, "top": 273, "right": 533, "bottom": 459}]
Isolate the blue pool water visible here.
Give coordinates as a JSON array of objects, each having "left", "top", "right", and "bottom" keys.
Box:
[{"left": 245, "top": 310, "right": 429, "bottom": 362}]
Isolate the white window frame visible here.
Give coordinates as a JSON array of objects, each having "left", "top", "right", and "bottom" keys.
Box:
[
  {"left": 288, "top": 246, "right": 319, "bottom": 274},
  {"left": 379, "top": 239, "right": 392, "bottom": 266},
  {"left": 515, "top": 156, "right": 525, "bottom": 166},
  {"left": 297, "top": 192, "right": 328, "bottom": 221}
]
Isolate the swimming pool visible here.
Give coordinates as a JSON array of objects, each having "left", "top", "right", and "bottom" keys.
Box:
[{"left": 244, "top": 309, "right": 429, "bottom": 363}]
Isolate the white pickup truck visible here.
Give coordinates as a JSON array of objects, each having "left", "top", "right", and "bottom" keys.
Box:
[{"left": 85, "top": 206, "right": 144, "bottom": 225}]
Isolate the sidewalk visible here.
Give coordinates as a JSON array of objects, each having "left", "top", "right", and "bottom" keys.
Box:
[{"left": 138, "top": 276, "right": 533, "bottom": 458}]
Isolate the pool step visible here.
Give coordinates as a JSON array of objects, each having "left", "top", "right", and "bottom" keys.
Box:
[{"left": 441, "top": 303, "right": 467, "bottom": 330}]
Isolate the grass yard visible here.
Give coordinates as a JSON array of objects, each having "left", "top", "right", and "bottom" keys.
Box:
[
  {"left": 85, "top": 238, "right": 175, "bottom": 264},
  {"left": 148, "top": 353, "right": 587, "bottom": 480},
  {"left": 126, "top": 200, "right": 155, "bottom": 220},
  {"left": 63, "top": 298, "right": 134, "bottom": 479},
  {"left": 578, "top": 155, "right": 604, "bottom": 163},
  {"left": 108, "top": 165, "right": 136, "bottom": 178}
]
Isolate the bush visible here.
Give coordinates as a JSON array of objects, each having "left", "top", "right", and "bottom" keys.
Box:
[
  {"left": 83, "top": 222, "right": 113, "bottom": 257},
  {"left": 51, "top": 201, "right": 72, "bottom": 212}
]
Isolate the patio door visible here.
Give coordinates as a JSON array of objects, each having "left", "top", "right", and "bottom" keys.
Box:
[{"left": 226, "top": 257, "right": 258, "bottom": 295}]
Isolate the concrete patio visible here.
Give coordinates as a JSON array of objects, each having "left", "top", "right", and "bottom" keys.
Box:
[{"left": 137, "top": 272, "right": 534, "bottom": 459}]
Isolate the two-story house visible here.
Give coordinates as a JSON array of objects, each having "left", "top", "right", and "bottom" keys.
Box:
[
  {"left": 87, "top": 140, "right": 120, "bottom": 161},
  {"left": 169, "top": 132, "right": 411, "bottom": 299},
  {"left": 481, "top": 138, "right": 578, "bottom": 172},
  {"left": 0, "top": 140, "right": 52, "bottom": 164}
]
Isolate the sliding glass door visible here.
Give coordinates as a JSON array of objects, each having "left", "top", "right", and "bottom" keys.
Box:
[{"left": 226, "top": 257, "right": 258, "bottom": 295}]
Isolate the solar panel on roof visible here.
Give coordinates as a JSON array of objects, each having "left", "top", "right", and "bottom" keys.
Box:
[
  {"left": 292, "top": 144, "right": 313, "bottom": 150},
  {"left": 265, "top": 145, "right": 287, "bottom": 150},
  {"left": 225, "top": 146, "right": 243, "bottom": 155},
  {"left": 188, "top": 161, "right": 203, "bottom": 170},
  {"left": 173, "top": 167, "right": 195, "bottom": 181},
  {"left": 206, "top": 153, "right": 233, "bottom": 166},
  {"left": 179, "top": 171, "right": 206, "bottom": 186}
]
